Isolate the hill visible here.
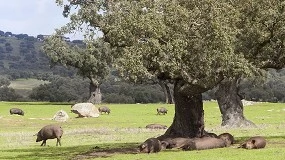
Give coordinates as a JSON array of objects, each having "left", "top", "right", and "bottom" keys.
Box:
[{"left": 0, "top": 31, "right": 83, "bottom": 80}]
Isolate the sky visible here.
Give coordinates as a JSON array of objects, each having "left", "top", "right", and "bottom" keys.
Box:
[{"left": 0, "top": 0, "right": 83, "bottom": 40}]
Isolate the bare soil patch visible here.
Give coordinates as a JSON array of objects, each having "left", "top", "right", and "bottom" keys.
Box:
[{"left": 72, "top": 144, "right": 139, "bottom": 159}]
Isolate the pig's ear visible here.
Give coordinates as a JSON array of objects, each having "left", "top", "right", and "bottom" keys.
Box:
[
  {"left": 141, "top": 144, "right": 146, "bottom": 149},
  {"left": 251, "top": 140, "right": 256, "bottom": 144}
]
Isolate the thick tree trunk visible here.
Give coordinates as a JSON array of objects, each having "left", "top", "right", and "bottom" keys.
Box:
[
  {"left": 159, "top": 80, "right": 174, "bottom": 104},
  {"left": 215, "top": 77, "right": 256, "bottom": 128},
  {"left": 158, "top": 80, "right": 206, "bottom": 139},
  {"left": 87, "top": 82, "right": 102, "bottom": 104}
]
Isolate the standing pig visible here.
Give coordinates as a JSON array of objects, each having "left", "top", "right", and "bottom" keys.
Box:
[
  {"left": 139, "top": 138, "right": 162, "bottom": 153},
  {"left": 157, "top": 107, "right": 168, "bottom": 115},
  {"left": 36, "top": 124, "right": 63, "bottom": 146},
  {"left": 10, "top": 108, "right": 24, "bottom": 116},
  {"left": 98, "top": 106, "right": 111, "bottom": 114},
  {"left": 239, "top": 136, "right": 266, "bottom": 149}
]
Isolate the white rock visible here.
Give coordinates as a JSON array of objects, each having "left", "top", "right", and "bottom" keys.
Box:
[
  {"left": 52, "top": 110, "right": 69, "bottom": 122},
  {"left": 71, "top": 103, "right": 99, "bottom": 118}
]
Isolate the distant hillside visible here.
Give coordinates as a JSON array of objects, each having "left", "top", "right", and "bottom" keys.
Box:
[
  {"left": 0, "top": 31, "right": 83, "bottom": 79},
  {"left": 0, "top": 36, "right": 49, "bottom": 71}
]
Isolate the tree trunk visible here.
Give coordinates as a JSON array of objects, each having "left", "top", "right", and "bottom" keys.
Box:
[
  {"left": 87, "top": 82, "right": 102, "bottom": 104},
  {"left": 215, "top": 77, "right": 256, "bottom": 128},
  {"left": 165, "top": 83, "right": 174, "bottom": 104},
  {"left": 159, "top": 80, "right": 174, "bottom": 104},
  {"left": 158, "top": 80, "right": 206, "bottom": 139}
]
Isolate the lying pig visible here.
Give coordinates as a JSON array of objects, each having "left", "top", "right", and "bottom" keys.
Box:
[
  {"left": 139, "top": 138, "right": 162, "bottom": 153},
  {"left": 239, "top": 136, "right": 266, "bottom": 149},
  {"left": 146, "top": 124, "right": 168, "bottom": 129},
  {"left": 162, "top": 137, "right": 194, "bottom": 149},
  {"left": 183, "top": 137, "right": 227, "bottom": 150}
]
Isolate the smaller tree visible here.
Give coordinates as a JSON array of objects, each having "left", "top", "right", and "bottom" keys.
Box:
[
  {"left": 0, "top": 76, "right": 22, "bottom": 101},
  {"left": 43, "top": 36, "right": 112, "bottom": 104},
  {"left": 0, "top": 76, "right": 10, "bottom": 87}
]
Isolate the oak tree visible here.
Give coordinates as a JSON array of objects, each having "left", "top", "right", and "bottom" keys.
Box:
[
  {"left": 43, "top": 37, "right": 111, "bottom": 104},
  {"left": 215, "top": 0, "right": 285, "bottom": 127},
  {"left": 54, "top": 0, "right": 256, "bottom": 138}
]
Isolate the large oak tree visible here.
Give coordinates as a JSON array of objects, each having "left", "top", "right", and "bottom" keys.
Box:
[{"left": 53, "top": 0, "right": 257, "bottom": 138}]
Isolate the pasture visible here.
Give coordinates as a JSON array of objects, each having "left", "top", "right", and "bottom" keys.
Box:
[{"left": 0, "top": 101, "right": 284, "bottom": 160}]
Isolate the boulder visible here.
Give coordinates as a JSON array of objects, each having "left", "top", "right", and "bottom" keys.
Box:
[
  {"left": 71, "top": 103, "right": 100, "bottom": 118},
  {"left": 52, "top": 110, "right": 69, "bottom": 122}
]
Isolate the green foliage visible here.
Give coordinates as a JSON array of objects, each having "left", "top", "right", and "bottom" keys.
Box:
[
  {"left": 29, "top": 76, "right": 89, "bottom": 102},
  {"left": 0, "top": 76, "right": 10, "bottom": 87},
  {"left": 55, "top": 0, "right": 257, "bottom": 91},
  {"left": 0, "top": 102, "right": 284, "bottom": 159},
  {"left": 43, "top": 36, "right": 112, "bottom": 86},
  {"left": 237, "top": 0, "right": 285, "bottom": 69},
  {"left": 0, "top": 87, "right": 22, "bottom": 101},
  {"left": 0, "top": 76, "right": 22, "bottom": 101},
  {"left": 28, "top": 76, "right": 165, "bottom": 103},
  {"left": 0, "top": 36, "right": 78, "bottom": 80}
]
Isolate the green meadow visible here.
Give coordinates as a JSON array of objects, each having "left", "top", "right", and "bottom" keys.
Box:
[{"left": 0, "top": 101, "right": 284, "bottom": 160}]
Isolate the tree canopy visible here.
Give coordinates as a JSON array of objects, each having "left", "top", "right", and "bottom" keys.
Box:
[
  {"left": 43, "top": 37, "right": 111, "bottom": 87},
  {"left": 50, "top": 0, "right": 263, "bottom": 138},
  {"left": 56, "top": 0, "right": 256, "bottom": 89},
  {"left": 237, "top": 0, "right": 285, "bottom": 69}
]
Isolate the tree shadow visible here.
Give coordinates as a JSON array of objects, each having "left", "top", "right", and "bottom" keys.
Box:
[
  {"left": 1, "top": 143, "right": 140, "bottom": 160},
  {"left": 2, "top": 136, "right": 284, "bottom": 159}
]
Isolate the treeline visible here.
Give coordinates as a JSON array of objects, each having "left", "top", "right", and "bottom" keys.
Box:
[
  {"left": 1, "top": 68, "right": 285, "bottom": 103},
  {"left": 0, "top": 75, "right": 165, "bottom": 103}
]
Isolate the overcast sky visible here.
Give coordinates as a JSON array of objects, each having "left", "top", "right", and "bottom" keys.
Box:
[{"left": 0, "top": 0, "right": 82, "bottom": 40}]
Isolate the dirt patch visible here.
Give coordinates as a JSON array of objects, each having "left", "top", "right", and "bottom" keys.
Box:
[{"left": 72, "top": 145, "right": 139, "bottom": 159}]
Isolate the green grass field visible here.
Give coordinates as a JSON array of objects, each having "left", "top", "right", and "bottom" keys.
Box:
[{"left": 0, "top": 101, "right": 284, "bottom": 160}]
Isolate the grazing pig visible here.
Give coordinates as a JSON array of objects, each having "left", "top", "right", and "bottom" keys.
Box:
[
  {"left": 36, "top": 124, "right": 63, "bottom": 146},
  {"left": 218, "top": 133, "right": 234, "bottom": 146},
  {"left": 146, "top": 124, "right": 167, "bottom": 129},
  {"left": 139, "top": 138, "right": 162, "bottom": 153},
  {"left": 239, "top": 136, "right": 266, "bottom": 149},
  {"left": 10, "top": 108, "right": 24, "bottom": 116},
  {"left": 157, "top": 107, "right": 168, "bottom": 115},
  {"left": 183, "top": 137, "right": 227, "bottom": 150},
  {"left": 98, "top": 106, "right": 111, "bottom": 114}
]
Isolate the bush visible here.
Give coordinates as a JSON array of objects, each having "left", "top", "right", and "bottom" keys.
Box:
[
  {"left": 0, "top": 87, "right": 22, "bottom": 101},
  {"left": 29, "top": 76, "right": 89, "bottom": 102}
]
